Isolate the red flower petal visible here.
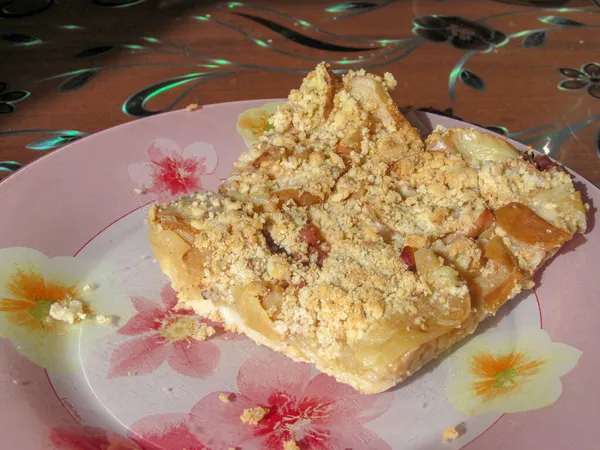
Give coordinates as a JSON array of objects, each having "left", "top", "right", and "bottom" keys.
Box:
[
  {"left": 131, "top": 295, "right": 164, "bottom": 315},
  {"left": 190, "top": 350, "right": 392, "bottom": 450},
  {"left": 146, "top": 138, "right": 181, "bottom": 164},
  {"left": 128, "top": 162, "right": 154, "bottom": 191},
  {"left": 181, "top": 142, "right": 218, "bottom": 174},
  {"left": 117, "top": 307, "right": 162, "bottom": 336},
  {"left": 49, "top": 427, "right": 110, "bottom": 450},
  {"left": 160, "top": 284, "right": 179, "bottom": 311},
  {"left": 303, "top": 374, "right": 393, "bottom": 425},
  {"left": 129, "top": 413, "right": 206, "bottom": 450},
  {"left": 263, "top": 431, "right": 298, "bottom": 450},
  {"left": 108, "top": 335, "right": 168, "bottom": 378},
  {"left": 237, "top": 349, "right": 311, "bottom": 404},
  {"left": 144, "top": 137, "right": 207, "bottom": 198},
  {"left": 117, "top": 314, "right": 159, "bottom": 336},
  {"left": 119, "top": 288, "right": 177, "bottom": 336},
  {"left": 167, "top": 339, "right": 220, "bottom": 378},
  {"left": 152, "top": 155, "right": 202, "bottom": 197},
  {"left": 190, "top": 392, "right": 261, "bottom": 447},
  {"left": 142, "top": 139, "right": 219, "bottom": 202},
  {"left": 49, "top": 426, "right": 140, "bottom": 450},
  {"left": 304, "top": 424, "right": 391, "bottom": 450}
]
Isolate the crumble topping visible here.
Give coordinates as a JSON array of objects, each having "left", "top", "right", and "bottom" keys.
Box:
[
  {"left": 240, "top": 406, "right": 269, "bottom": 425},
  {"left": 148, "top": 62, "right": 586, "bottom": 394}
]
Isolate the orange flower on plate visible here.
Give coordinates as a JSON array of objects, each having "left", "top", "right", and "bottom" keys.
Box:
[
  {"left": 1, "top": 268, "right": 80, "bottom": 333},
  {"left": 236, "top": 101, "right": 282, "bottom": 148},
  {"left": 470, "top": 351, "right": 545, "bottom": 403},
  {"left": 445, "top": 327, "right": 581, "bottom": 415},
  {"left": 0, "top": 247, "right": 116, "bottom": 372}
]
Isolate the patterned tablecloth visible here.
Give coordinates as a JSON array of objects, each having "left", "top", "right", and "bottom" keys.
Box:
[{"left": 1, "top": 0, "right": 599, "bottom": 185}]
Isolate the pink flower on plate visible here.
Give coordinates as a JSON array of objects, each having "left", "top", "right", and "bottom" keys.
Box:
[
  {"left": 192, "top": 350, "right": 394, "bottom": 450},
  {"left": 128, "top": 138, "right": 218, "bottom": 202},
  {"left": 128, "top": 413, "right": 208, "bottom": 450},
  {"left": 48, "top": 426, "right": 141, "bottom": 450},
  {"left": 108, "top": 284, "right": 236, "bottom": 379}
]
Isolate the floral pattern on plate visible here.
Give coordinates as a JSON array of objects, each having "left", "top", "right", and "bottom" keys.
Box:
[
  {"left": 0, "top": 247, "right": 116, "bottom": 372},
  {"left": 191, "top": 349, "right": 393, "bottom": 450},
  {"left": 128, "top": 138, "right": 218, "bottom": 203},
  {"left": 1, "top": 102, "right": 598, "bottom": 450},
  {"left": 107, "top": 284, "right": 239, "bottom": 379},
  {"left": 129, "top": 413, "right": 208, "bottom": 450},
  {"left": 236, "top": 101, "right": 282, "bottom": 148},
  {"left": 445, "top": 327, "right": 582, "bottom": 415}
]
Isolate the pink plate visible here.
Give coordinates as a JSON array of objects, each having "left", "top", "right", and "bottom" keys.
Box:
[{"left": 0, "top": 100, "right": 598, "bottom": 450}]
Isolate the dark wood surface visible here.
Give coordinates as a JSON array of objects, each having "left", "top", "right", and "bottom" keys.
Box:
[{"left": 1, "top": 0, "right": 599, "bottom": 185}]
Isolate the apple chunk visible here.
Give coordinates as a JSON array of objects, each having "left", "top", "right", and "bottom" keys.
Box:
[
  {"left": 427, "top": 128, "right": 520, "bottom": 166},
  {"left": 495, "top": 202, "right": 572, "bottom": 251},
  {"left": 414, "top": 248, "right": 471, "bottom": 327},
  {"left": 473, "top": 236, "right": 523, "bottom": 312},
  {"left": 232, "top": 282, "right": 283, "bottom": 342},
  {"left": 466, "top": 208, "right": 495, "bottom": 238}
]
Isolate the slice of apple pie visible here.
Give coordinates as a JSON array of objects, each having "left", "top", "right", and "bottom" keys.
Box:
[{"left": 147, "top": 63, "right": 586, "bottom": 394}]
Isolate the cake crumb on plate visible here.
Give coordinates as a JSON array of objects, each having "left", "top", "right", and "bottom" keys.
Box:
[
  {"left": 82, "top": 283, "right": 98, "bottom": 292},
  {"left": 186, "top": 103, "right": 199, "bottom": 111},
  {"left": 283, "top": 439, "right": 300, "bottom": 450},
  {"left": 442, "top": 425, "right": 460, "bottom": 443},
  {"left": 240, "top": 406, "right": 269, "bottom": 425},
  {"left": 95, "top": 315, "right": 114, "bottom": 325},
  {"left": 49, "top": 299, "right": 87, "bottom": 324}
]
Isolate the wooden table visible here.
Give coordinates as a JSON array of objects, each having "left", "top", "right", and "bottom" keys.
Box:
[{"left": 1, "top": 0, "right": 599, "bottom": 185}]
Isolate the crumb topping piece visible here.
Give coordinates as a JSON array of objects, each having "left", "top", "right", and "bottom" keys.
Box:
[{"left": 240, "top": 406, "right": 269, "bottom": 425}]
